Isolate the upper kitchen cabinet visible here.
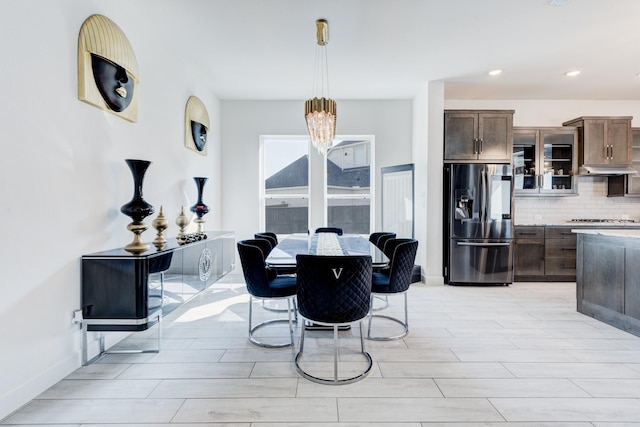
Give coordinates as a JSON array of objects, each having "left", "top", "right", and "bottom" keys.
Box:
[
  {"left": 608, "top": 128, "right": 640, "bottom": 197},
  {"left": 562, "top": 116, "right": 632, "bottom": 169},
  {"left": 444, "top": 110, "right": 514, "bottom": 163},
  {"left": 513, "top": 127, "right": 578, "bottom": 196}
]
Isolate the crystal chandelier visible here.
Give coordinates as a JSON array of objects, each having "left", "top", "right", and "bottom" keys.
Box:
[{"left": 305, "top": 19, "right": 337, "bottom": 154}]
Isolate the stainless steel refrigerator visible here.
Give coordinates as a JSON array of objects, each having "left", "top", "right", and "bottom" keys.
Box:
[{"left": 443, "top": 163, "right": 514, "bottom": 285}]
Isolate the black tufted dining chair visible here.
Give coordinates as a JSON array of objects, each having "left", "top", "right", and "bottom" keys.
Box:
[
  {"left": 367, "top": 238, "right": 418, "bottom": 341},
  {"left": 314, "top": 227, "right": 343, "bottom": 235},
  {"left": 237, "top": 239, "right": 297, "bottom": 348},
  {"left": 369, "top": 232, "right": 396, "bottom": 249},
  {"left": 254, "top": 232, "right": 278, "bottom": 251},
  {"left": 295, "top": 254, "right": 373, "bottom": 385}
]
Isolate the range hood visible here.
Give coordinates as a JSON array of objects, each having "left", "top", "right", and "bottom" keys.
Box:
[{"left": 579, "top": 165, "right": 638, "bottom": 175}]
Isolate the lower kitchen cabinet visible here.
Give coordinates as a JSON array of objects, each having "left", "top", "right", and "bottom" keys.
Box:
[
  {"left": 514, "top": 226, "right": 576, "bottom": 281},
  {"left": 514, "top": 227, "right": 545, "bottom": 277},
  {"left": 544, "top": 227, "right": 577, "bottom": 279}
]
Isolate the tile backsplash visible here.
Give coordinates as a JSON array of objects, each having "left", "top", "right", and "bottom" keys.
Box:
[{"left": 515, "top": 176, "right": 640, "bottom": 223}]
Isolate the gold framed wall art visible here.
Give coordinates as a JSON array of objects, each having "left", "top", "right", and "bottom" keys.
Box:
[
  {"left": 184, "top": 96, "right": 210, "bottom": 155},
  {"left": 78, "top": 14, "right": 139, "bottom": 122}
]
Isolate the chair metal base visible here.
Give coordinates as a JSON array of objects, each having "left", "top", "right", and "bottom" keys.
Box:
[
  {"left": 367, "top": 292, "right": 409, "bottom": 341},
  {"left": 372, "top": 295, "right": 389, "bottom": 311},
  {"left": 249, "top": 295, "right": 295, "bottom": 348},
  {"left": 295, "top": 318, "right": 372, "bottom": 385}
]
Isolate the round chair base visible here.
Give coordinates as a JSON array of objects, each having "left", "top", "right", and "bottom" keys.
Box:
[
  {"left": 249, "top": 318, "right": 294, "bottom": 348},
  {"left": 367, "top": 313, "right": 408, "bottom": 341},
  {"left": 294, "top": 350, "right": 372, "bottom": 385},
  {"left": 371, "top": 295, "right": 389, "bottom": 311}
]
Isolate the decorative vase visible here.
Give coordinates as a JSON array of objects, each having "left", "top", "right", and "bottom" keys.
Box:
[
  {"left": 176, "top": 206, "right": 189, "bottom": 244},
  {"left": 120, "top": 159, "right": 154, "bottom": 253},
  {"left": 152, "top": 205, "right": 168, "bottom": 249},
  {"left": 190, "top": 177, "right": 209, "bottom": 234}
]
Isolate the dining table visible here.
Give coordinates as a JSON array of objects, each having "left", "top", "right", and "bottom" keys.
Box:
[
  {"left": 265, "top": 232, "right": 389, "bottom": 330},
  {"left": 265, "top": 232, "right": 390, "bottom": 271}
]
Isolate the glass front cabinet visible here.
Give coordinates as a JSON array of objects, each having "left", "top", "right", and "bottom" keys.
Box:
[{"left": 513, "top": 127, "right": 578, "bottom": 196}]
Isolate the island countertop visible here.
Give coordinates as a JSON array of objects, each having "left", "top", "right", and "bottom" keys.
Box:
[{"left": 572, "top": 228, "right": 640, "bottom": 239}]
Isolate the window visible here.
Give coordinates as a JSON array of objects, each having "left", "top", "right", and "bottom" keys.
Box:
[
  {"left": 325, "top": 138, "right": 374, "bottom": 234},
  {"left": 261, "top": 135, "right": 374, "bottom": 236},
  {"left": 261, "top": 136, "right": 309, "bottom": 234}
]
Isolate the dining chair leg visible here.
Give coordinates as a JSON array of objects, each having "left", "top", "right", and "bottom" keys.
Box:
[
  {"left": 287, "top": 297, "right": 294, "bottom": 347},
  {"left": 248, "top": 295, "right": 295, "bottom": 348},
  {"left": 333, "top": 325, "right": 339, "bottom": 382},
  {"left": 367, "top": 292, "right": 409, "bottom": 341}
]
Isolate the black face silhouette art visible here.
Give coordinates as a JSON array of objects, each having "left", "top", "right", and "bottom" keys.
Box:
[
  {"left": 191, "top": 121, "right": 208, "bottom": 152},
  {"left": 91, "top": 54, "right": 135, "bottom": 112}
]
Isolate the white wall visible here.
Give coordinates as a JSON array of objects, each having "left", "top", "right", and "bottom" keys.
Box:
[
  {"left": 220, "top": 100, "right": 413, "bottom": 243},
  {"left": 0, "top": 0, "right": 221, "bottom": 418}
]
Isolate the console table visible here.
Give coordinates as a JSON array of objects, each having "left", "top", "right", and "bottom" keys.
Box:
[{"left": 80, "top": 231, "right": 235, "bottom": 363}]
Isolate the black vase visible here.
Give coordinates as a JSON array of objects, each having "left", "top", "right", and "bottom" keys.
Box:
[
  {"left": 120, "top": 159, "right": 155, "bottom": 253},
  {"left": 190, "top": 177, "right": 209, "bottom": 219}
]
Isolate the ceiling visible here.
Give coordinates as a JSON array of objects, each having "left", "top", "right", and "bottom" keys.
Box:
[{"left": 147, "top": 0, "right": 640, "bottom": 101}]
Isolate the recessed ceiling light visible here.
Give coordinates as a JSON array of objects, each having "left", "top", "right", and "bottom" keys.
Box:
[
  {"left": 548, "top": 0, "right": 569, "bottom": 5},
  {"left": 565, "top": 70, "right": 581, "bottom": 77},
  {"left": 488, "top": 69, "right": 502, "bottom": 76}
]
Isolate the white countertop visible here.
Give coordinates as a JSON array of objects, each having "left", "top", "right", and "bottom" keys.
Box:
[
  {"left": 517, "top": 221, "right": 640, "bottom": 228},
  {"left": 572, "top": 228, "right": 640, "bottom": 239}
]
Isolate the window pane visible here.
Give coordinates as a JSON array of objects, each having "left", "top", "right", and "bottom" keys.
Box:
[
  {"left": 264, "top": 139, "right": 308, "bottom": 195},
  {"left": 263, "top": 138, "right": 309, "bottom": 233},
  {"left": 326, "top": 140, "right": 370, "bottom": 195},
  {"left": 266, "top": 197, "right": 309, "bottom": 234},
  {"left": 327, "top": 198, "right": 370, "bottom": 234}
]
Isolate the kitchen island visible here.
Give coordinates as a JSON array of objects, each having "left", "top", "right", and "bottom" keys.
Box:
[{"left": 574, "top": 228, "right": 640, "bottom": 337}]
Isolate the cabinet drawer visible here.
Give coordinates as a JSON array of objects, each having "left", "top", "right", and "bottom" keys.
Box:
[
  {"left": 545, "top": 227, "right": 577, "bottom": 240},
  {"left": 515, "top": 226, "right": 544, "bottom": 239},
  {"left": 545, "top": 238, "right": 577, "bottom": 258},
  {"left": 545, "top": 257, "right": 576, "bottom": 276}
]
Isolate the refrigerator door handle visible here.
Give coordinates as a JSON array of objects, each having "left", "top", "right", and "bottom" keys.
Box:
[
  {"left": 457, "top": 242, "right": 511, "bottom": 247},
  {"left": 480, "top": 168, "right": 488, "bottom": 222}
]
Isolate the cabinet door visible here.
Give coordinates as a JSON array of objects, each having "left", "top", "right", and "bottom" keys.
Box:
[
  {"left": 444, "top": 113, "right": 478, "bottom": 160},
  {"left": 608, "top": 118, "right": 631, "bottom": 164},
  {"left": 477, "top": 113, "right": 513, "bottom": 162},
  {"left": 513, "top": 129, "right": 539, "bottom": 194},
  {"left": 539, "top": 129, "right": 577, "bottom": 194},
  {"left": 582, "top": 119, "right": 607, "bottom": 164},
  {"left": 627, "top": 129, "right": 640, "bottom": 195},
  {"left": 514, "top": 226, "right": 545, "bottom": 277}
]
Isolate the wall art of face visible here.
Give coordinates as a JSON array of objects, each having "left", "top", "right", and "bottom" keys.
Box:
[
  {"left": 91, "top": 54, "right": 135, "bottom": 113},
  {"left": 191, "top": 121, "right": 208, "bottom": 152}
]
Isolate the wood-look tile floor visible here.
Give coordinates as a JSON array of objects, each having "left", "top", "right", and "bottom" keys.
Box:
[{"left": 3, "top": 271, "right": 640, "bottom": 426}]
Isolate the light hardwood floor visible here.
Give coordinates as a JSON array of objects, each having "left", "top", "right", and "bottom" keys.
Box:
[{"left": 3, "top": 270, "right": 640, "bottom": 426}]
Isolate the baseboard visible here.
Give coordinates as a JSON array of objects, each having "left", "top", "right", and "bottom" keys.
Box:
[{"left": 0, "top": 352, "right": 79, "bottom": 421}]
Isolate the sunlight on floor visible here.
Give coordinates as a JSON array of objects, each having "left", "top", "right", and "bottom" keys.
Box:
[{"left": 174, "top": 293, "right": 249, "bottom": 323}]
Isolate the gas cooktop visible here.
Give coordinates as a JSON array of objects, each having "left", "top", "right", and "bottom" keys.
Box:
[{"left": 569, "top": 218, "right": 638, "bottom": 223}]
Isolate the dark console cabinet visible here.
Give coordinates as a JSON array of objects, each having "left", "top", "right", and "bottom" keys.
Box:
[{"left": 82, "top": 231, "right": 235, "bottom": 332}]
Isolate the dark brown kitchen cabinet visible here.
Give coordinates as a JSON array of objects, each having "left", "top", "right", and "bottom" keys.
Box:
[
  {"left": 562, "top": 116, "right": 632, "bottom": 166},
  {"left": 544, "top": 227, "right": 576, "bottom": 279},
  {"left": 514, "top": 226, "right": 545, "bottom": 279},
  {"left": 513, "top": 127, "right": 578, "bottom": 196},
  {"left": 514, "top": 226, "right": 576, "bottom": 281},
  {"left": 444, "top": 110, "right": 514, "bottom": 162},
  {"left": 608, "top": 128, "right": 640, "bottom": 197}
]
